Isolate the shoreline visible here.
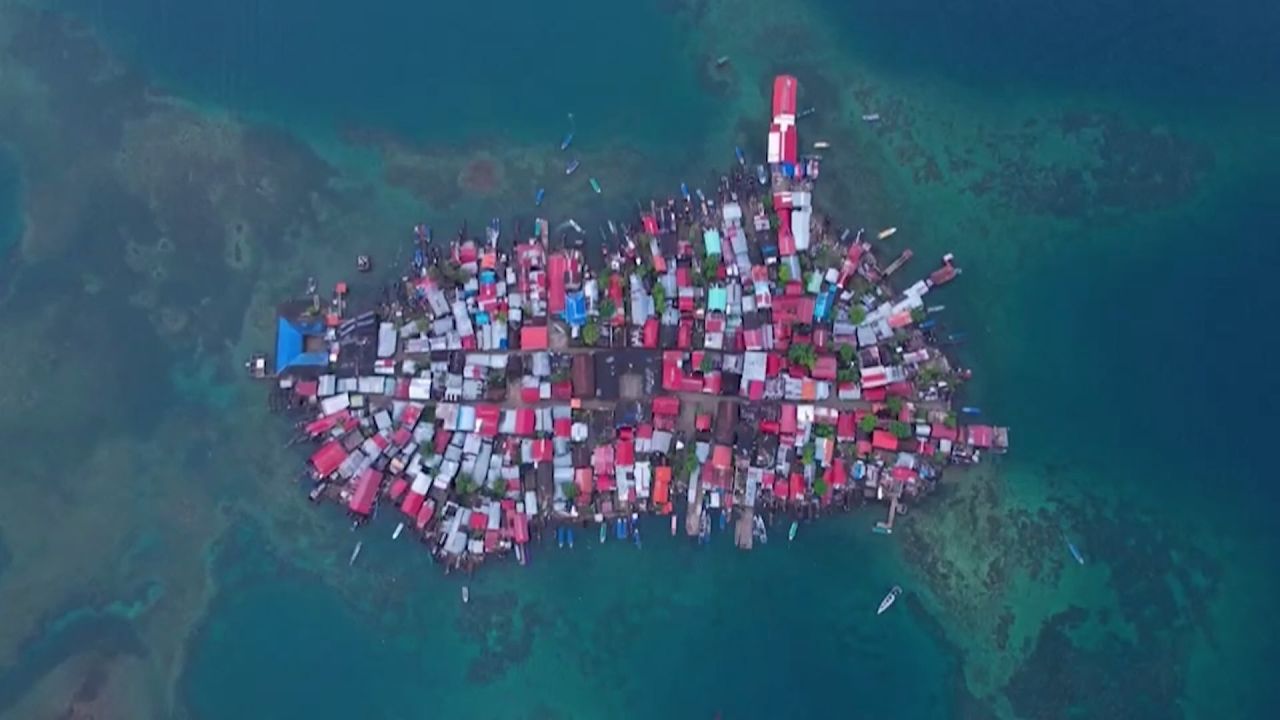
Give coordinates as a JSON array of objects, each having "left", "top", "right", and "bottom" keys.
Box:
[{"left": 254, "top": 73, "right": 1009, "bottom": 576}]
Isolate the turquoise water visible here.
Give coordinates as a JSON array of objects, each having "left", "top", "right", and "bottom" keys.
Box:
[{"left": 0, "top": 0, "right": 1277, "bottom": 717}]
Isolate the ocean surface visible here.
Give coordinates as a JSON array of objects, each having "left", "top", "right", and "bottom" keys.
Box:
[{"left": 1, "top": 0, "right": 1278, "bottom": 718}]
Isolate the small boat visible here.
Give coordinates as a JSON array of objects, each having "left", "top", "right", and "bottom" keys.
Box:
[
  {"left": 607, "top": 219, "right": 617, "bottom": 236},
  {"left": 560, "top": 113, "right": 575, "bottom": 151},
  {"left": 566, "top": 527, "right": 575, "bottom": 549},
  {"left": 695, "top": 188, "right": 706, "bottom": 203},
  {"left": 600, "top": 523, "right": 607, "bottom": 543},
  {"left": 308, "top": 481, "right": 326, "bottom": 502},
  {"left": 734, "top": 146, "right": 745, "bottom": 166},
  {"left": 535, "top": 188, "right": 545, "bottom": 206},
  {"left": 633, "top": 523, "right": 642, "bottom": 548},
  {"left": 565, "top": 159, "right": 580, "bottom": 175},
  {"left": 877, "top": 227, "right": 898, "bottom": 240},
  {"left": 797, "top": 106, "right": 816, "bottom": 120},
  {"left": 862, "top": 113, "right": 881, "bottom": 122},
  {"left": 872, "top": 523, "right": 893, "bottom": 535},
  {"left": 918, "top": 319, "right": 937, "bottom": 330},
  {"left": 589, "top": 177, "right": 602, "bottom": 194},
  {"left": 680, "top": 182, "right": 690, "bottom": 200},
  {"left": 392, "top": 522, "right": 404, "bottom": 540},
  {"left": 753, "top": 515, "right": 768, "bottom": 544},
  {"left": 927, "top": 305, "right": 946, "bottom": 313},
  {"left": 698, "top": 510, "right": 710, "bottom": 545},
  {"left": 788, "top": 521, "right": 799, "bottom": 542},
  {"left": 961, "top": 406, "right": 981, "bottom": 416},
  {"left": 486, "top": 217, "right": 500, "bottom": 246},
  {"left": 1064, "top": 534, "right": 1086, "bottom": 565},
  {"left": 515, "top": 544, "right": 526, "bottom": 565},
  {"left": 715, "top": 55, "right": 730, "bottom": 67},
  {"left": 670, "top": 514, "right": 677, "bottom": 536},
  {"left": 556, "top": 526, "right": 565, "bottom": 548},
  {"left": 348, "top": 541, "right": 363, "bottom": 566},
  {"left": 616, "top": 517, "right": 627, "bottom": 540},
  {"left": 461, "top": 585, "right": 470, "bottom": 604},
  {"left": 877, "top": 586, "right": 902, "bottom": 615},
  {"left": 755, "top": 164, "right": 768, "bottom": 186},
  {"left": 813, "top": 141, "right": 830, "bottom": 150}
]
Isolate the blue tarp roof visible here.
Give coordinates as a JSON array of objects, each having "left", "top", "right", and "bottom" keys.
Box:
[
  {"left": 564, "top": 293, "right": 588, "bottom": 327},
  {"left": 276, "top": 317, "right": 328, "bottom": 374}
]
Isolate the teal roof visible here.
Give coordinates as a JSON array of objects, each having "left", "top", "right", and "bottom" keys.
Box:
[
  {"left": 703, "top": 229, "right": 721, "bottom": 256},
  {"left": 708, "top": 287, "right": 728, "bottom": 313},
  {"left": 806, "top": 271, "right": 823, "bottom": 294}
]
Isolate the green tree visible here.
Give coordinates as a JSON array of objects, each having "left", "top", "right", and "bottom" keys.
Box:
[
  {"left": 653, "top": 283, "right": 667, "bottom": 309},
  {"left": 858, "top": 414, "right": 878, "bottom": 433},
  {"left": 701, "top": 254, "right": 719, "bottom": 281},
  {"left": 813, "top": 477, "right": 829, "bottom": 497},
  {"left": 837, "top": 344, "right": 856, "bottom": 367},
  {"left": 944, "top": 413, "right": 958, "bottom": 428},
  {"left": 802, "top": 443, "right": 815, "bottom": 466},
  {"left": 890, "top": 420, "right": 912, "bottom": 440},
  {"left": 562, "top": 482, "right": 580, "bottom": 501},
  {"left": 911, "top": 306, "right": 927, "bottom": 323},
  {"left": 699, "top": 354, "right": 714, "bottom": 373},
  {"left": 850, "top": 306, "right": 867, "bottom": 325},
  {"left": 788, "top": 343, "right": 816, "bottom": 370},
  {"left": 836, "top": 367, "right": 857, "bottom": 383},
  {"left": 598, "top": 298, "right": 616, "bottom": 319},
  {"left": 456, "top": 473, "right": 476, "bottom": 497},
  {"left": 886, "top": 395, "right": 905, "bottom": 416},
  {"left": 777, "top": 264, "right": 792, "bottom": 283},
  {"left": 814, "top": 424, "right": 834, "bottom": 439},
  {"left": 582, "top": 321, "right": 600, "bottom": 347}
]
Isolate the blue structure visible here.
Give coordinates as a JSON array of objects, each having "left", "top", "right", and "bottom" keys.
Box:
[
  {"left": 275, "top": 316, "right": 328, "bottom": 374},
  {"left": 564, "top": 292, "right": 588, "bottom": 327}
]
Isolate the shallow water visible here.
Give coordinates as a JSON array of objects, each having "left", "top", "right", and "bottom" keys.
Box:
[{"left": 1, "top": 0, "right": 1278, "bottom": 718}]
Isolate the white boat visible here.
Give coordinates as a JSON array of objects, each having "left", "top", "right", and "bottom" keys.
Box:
[
  {"left": 392, "top": 522, "right": 404, "bottom": 540},
  {"left": 348, "top": 541, "right": 363, "bottom": 567},
  {"left": 877, "top": 586, "right": 902, "bottom": 615},
  {"left": 461, "top": 585, "right": 470, "bottom": 604},
  {"left": 877, "top": 227, "right": 898, "bottom": 240},
  {"left": 813, "top": 141, "right": 830, "bottom": 150},
  {"left": 670, "top": 514, "right": 677, "bottom": 536},
  {"left": 862, "top": 113, "right": 880, "bottom": 122}
]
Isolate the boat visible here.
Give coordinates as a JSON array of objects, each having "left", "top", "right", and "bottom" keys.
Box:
[
  {"left": 560, "top": 113, "right": 575, "bottom": 151},
  {"left": 877, "top": 227, "right": 898, "bottom": 240},
  {"left": 797, "top": 106, "right": 816, "bottom": 120},
  {"left": 392, "top": 522, "right": 404, "bottom": 540},
  {"left": 600, "top": 523, "right": 607, "bottom": 543},
  {"left": 698, "top": 510, "right": 710, "bottom": 545},
  {"left": 607, "top": 219, "right": 617, "bottom": 236},
  {"left": 862, "top": 113, "right": 881, "bottom": 122},
  {"left": 461, "top": 585, "right": 470, "bottom": 604},
  {"left": 753, "top": 515, "right": 768, "bottom": 544},
  {"left": 633, "top": 523, "right": 642, "bottom": 548},
  {"left": 567, "top": 527, "right": 575, "bottom": 549},
  {"left": 1064, "top": 534, "right": 1086, "bottom": 565},
  {"left": 680, "top": 182, "right": 690, "bottom": 200},
  {"left": 877, "top": 586, "right": 902, "bottom": 615},
  {"left": 565, "top": 159, "right": 580, "bottom": 175},
  {"left": 919, "top": 319, "right": 937, "bottom": 330},
  {"left": 872, "top": 523, "right": 893, "bottom": 535},
  {"left": 670, "top": 514, "right": 677, "bottom": 536},
  {"left": 348, "top": 541, "right": 362, "bottom": 566},
  {"left": 486, "top": 217, "right": 500, "bottom": 246},
  {"left": 616, "top": 517, "right": 627, "bottom": 540},
  {"left": 535, "top": 188, "right": 545, "bottom": 206},
  {"left": 734, "top": 146, "right": 746, "bottom": 166},
  {"left": 813, "top": 141, "right": 830, "bottom": 150},
  {"left": 927, "top": 305, "right": 946, "bottom": 313},
  {"left": 515, "top": 544, "right": 526, "bottom": 565},
  {"left": 755, "top": 164, "right": 768, "bottom": 186},
  {"left": 961, "top": 406, "right": 981, "bottom": 416},
  {"left": 788, "top": 521, "right": 798, "bottom": 542},
  {"left": 557, "top": 526, "right": 565, "bottom": 548},
  {"left": 715, "top": 55, "right": 731, "bottom": 67},
  {"left": 589, "top": 177, "right": 602, "bottom": 194}
]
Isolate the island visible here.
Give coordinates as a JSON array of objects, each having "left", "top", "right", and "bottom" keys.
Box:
[{"left": 250, "top": 74, "right": 1010, "bottom": 572}]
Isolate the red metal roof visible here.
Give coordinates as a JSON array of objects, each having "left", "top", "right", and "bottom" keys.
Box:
[
  {"left": 772, "top": 74, "right": 797, "bottom": 118},
  {"left": 826, "top": 458, "right": 847, "bottom": 488},
  {"left": 616, "top": 439, "right": 636, "bottom": 467},
  {"left": 389, "top": 477, "right": 409, "bottom": 501},
  {"left": 554, "top": 417, "right": 572, "bottom": 438},
  {"left": 401, "top": 490, "right": 425, "bottom": 517},
  {"left": 643, "top": 317, "right": 659, "bottom": 348},
  {"left": 309, "top": 441, "right": 348, "bottom": 476},
  {"left": 780, "top": 404, "right": 798, "bottom": 433},
  {"left": 305, "top": 411, "right": 350, "bottom": 437},
  {"left": 521, "top": 325, "right": 549, "bottom": 350},
  {"left": 476, "top": 404, "right": 501, "bottom": 437},
  {"left": 548, "top": 253, "right": 568, "bottom": 314},
  {"left": 968, "top": 425, "right": 996, "bottom": 448},
  {"left": 789, "top": 472, "right": 804, "bottom": 500},
  {"left": 469, "top": 510, "right": 489, "bottom": 531},
  {"left": 931, "top": 423, "right": 959, "bottom": 442},
  {"left": 812, "top": 356, "right": 838, "bottom": 380},
  {"left": 872, "top": 430, "right": 899, "bottom": 451},
  {"left": 415, "top": 499, "right": 436, "bottom": 530},
  {"left": 653, "top": 396, "right": 680, "bottom": 416},
  {"left": 348, "top": 469, "right": 381, "bottom": 515}
]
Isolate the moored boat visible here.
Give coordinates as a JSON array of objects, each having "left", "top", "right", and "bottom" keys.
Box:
[
  {"left": 486, "top": 217, "right": 500, "bottom": 246},
  {"left": 862, "top": 113, "right": 880, "bottom": 122},
  {"left": 755, "top": 164, "right": 768, "bottom": 186},
  {"left": 788, "top": 521, "right": 798, "bottom": 542},
  {"left": 557, "top": 526, "right": 565, "bottom": 548},
  {"left": 600, "top": 523, "right": 607, "bottom": 543},
  {"left": 734, "top": 146, "right": 745, "bottom": 166},
  {"left": 535, "top": 188, "right": 545, "bottom": 206},
  {"left": 670, "top": 514, "right": 677, "bottom": 536},
  {"left": 1064, "top": 534, "right": 1086, "bottom": 565},
  {"left": 348, "top": 541, "right": 363, "bottom": 566},
  {"left": 567, "top": 527, "right": 575, "bottom": 548},
  {"left": 813, "top": 141, "right": 830, "bottom": 150},
  {"left": 589, "top": 177, "right": 602, "bottom": 194},
  {"left": 877, "top": 226, "right": 898, "bottom": 240},
  {"left": 961, "top": 406, "right": 981, "bottom": 416},
  {"left": 565, "top": 159, "right": 580, "bottom": 176},
  {"left": 877, "top": 586, "right": 902, "bottom": 615},
  {"left": 680, "top": 182, "right": 690, "bottom": 200},
  {"left": 797, "top": 106, "right": 816, "bottom": 119},
  {"left": 462, "top": 585, "right": 470, "bottom": 604},
  {"left": 392, "top": 522, "right": 404, "bottom": 540}
]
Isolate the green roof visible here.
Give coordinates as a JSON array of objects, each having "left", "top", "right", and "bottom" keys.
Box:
[
  {"left": 708, "top": 287, "right": 728, "bottom": 312},
  {"left": 703, "top": 229, "right": 721, "bottom": 256}
]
